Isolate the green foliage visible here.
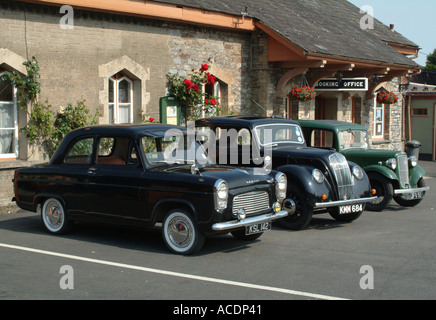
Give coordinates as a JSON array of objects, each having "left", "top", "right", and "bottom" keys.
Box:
[
  {"left": 423, "top": 49, "right": 436, "bottom": 70},
  {"left": 1, "top": 57, "right": 41, "bottom": 110},
  {"left": 1, "top": 57, "right": 100, "bottom": 157}
]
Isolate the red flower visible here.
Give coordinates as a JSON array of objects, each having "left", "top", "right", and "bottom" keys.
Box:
[
  {"left": 149, "top": 117, "right": 155, "bottom": 122},
  {"left": 206, "top": 73, "right": 216, "bottom": 85},
  {"left": 200, "top": 64, "right": 209, "bottom": 72},
  {"left": 209, "top": 98, "right": 217, "bottom": 105},
  {"left": 183, "top": 79, "right": 192, "bottom": 87}
]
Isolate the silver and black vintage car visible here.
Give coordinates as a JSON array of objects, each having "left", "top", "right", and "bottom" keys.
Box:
[
  {"left": 195, "top": 116, "right": 376, "bottom": 230},
  {"left": 13, "top": 124, "right": 293, "bottom": 255}
]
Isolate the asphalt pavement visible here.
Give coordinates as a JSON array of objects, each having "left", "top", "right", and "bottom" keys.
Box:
[{"left": 1, "top": 160, "right": 436, "bottom": 303}]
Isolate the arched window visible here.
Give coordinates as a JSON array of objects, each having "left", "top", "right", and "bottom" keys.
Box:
[
  {"left": 202, "top": 79, "right": 224, "bottom": 118},
  {"left": 108, "top": 73, "right": 133, "bottom": 124},
  {"left": 0, "top": 72, "right": 18, "bottom": 158}
]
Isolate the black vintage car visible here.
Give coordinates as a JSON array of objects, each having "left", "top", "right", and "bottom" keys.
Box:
[
  {"left": 13, "top": 124, "right": 292, "bottom": 255},
  {"left": 195, "top": 116, "right": 376, "bottom": 230}
]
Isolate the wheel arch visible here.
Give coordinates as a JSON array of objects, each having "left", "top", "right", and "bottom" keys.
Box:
[{"left": 151, "top": 199, "right": 197, "bottom": 225}]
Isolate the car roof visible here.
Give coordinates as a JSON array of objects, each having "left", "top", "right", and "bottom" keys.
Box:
[
  {"left": 196, "top": 115, "right": 300, "bottom": 127},
  {"left": 70, "top": 123, "right": 188, "bottom": 137},
  {"left": 297, "top": 120, "right": 368, "bottom": 132}
]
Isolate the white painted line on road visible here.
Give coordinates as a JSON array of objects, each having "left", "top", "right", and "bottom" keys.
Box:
[{"left": 0, "top": 242, "right": 349, "bottom": 300}]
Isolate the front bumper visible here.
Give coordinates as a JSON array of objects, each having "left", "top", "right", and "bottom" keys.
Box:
[
  {"left": 314, "top": 196, "right": 377, "bottom": 209},
  {"left": 394, "top": 186, "right": 429, "bottom": 195},
  {"left": 212, "top": 210, "right": 288, "bottom": 231}
]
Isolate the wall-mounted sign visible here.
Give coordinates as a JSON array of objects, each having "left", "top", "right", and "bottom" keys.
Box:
[{"left": 315, "top": 78, "right": 368, "bottom": 91}]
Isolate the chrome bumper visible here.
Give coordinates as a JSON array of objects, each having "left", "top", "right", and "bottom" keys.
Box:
[
  {"left": 314, "top": 196, "right": 377, "bottom": 209},
  {"left": 394, "top": 186, "right": 429, "bottom": 195},
  {"left": 212, "top": 210, "right": 288, "bottom": 231}
]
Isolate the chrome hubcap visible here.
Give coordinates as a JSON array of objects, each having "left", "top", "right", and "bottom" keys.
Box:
[
  {"left": 45, "top": 202, "right": 63, "bottom": 229},
  {"left": 168, "top": 217, "right": 192, "bottom": 248}
]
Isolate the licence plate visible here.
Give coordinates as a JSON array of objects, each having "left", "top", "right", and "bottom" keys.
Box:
[
  {"left": 339, "top": 203, "right": 363, "bottom": 215},
  {"left": 407, "top": 192, "right": 423, "bottom": 200},
  {"left": 246, "top": 221, "right": 271, "bottom": 235}
]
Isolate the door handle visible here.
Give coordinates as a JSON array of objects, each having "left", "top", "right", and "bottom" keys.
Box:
[{"left": 87, "top": 168, "right": 97, "bottom": 175}]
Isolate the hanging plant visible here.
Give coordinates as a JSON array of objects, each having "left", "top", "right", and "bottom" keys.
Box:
[
  {"left": 290, "top": 86, "right": 316, "bottom": 102},
  {"left": 377, "top": 91, "right": 398, "bottom": 104}
]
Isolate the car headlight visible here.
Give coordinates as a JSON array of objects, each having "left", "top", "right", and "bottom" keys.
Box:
[
  {"left": 385, "top": 158, "right": 397, "bottom": 170},
  {"left": 275, "top": 172, "right": 287, "bottom": 201},
  {"left": 312, "top": 169, "right": 325, "bottom": 184},
  {"left": 214, "top": 180, "right": 228, "bottom": 212},
  {"left": 352, "top": 166, "right": 364, "bottom": 180},
  {"left": 409, "top": 155, "right": 417, "bottom": 167}
]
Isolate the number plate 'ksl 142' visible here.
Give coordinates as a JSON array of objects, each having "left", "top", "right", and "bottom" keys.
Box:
[{"left": 245, "top": 222, "right": 271, "bottom": 235}]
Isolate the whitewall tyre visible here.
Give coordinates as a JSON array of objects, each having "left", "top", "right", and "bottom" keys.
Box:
[
  {"left": 162, "top": 209, "right": 205, "bottom": 255},
  {"left": 41, "top": 198, "right": 72, "bottom": 234}
]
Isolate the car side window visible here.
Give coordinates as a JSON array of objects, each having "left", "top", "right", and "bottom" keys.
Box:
[
  {"left": 238, "top": 128, "right": 251, "bottom": 146},
  {"left": 96, "top": 137, "right": 127, "bottom": 165},
  {"left": 64, "top": 137, "right": 94, "bottom": 164},
  {"left": 309, "top": 129, "right": 334, "bottom": 148}
]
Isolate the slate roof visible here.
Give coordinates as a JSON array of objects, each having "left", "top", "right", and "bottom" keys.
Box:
[
  {"left": 410, "top": 70, "right": 436, "bottom": 85},
  {"left": 154, "top": 0, "right": 419, "bottom": 67}
]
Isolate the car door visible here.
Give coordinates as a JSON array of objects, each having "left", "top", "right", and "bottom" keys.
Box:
[
  {"left": 86, "top": 136, "right": 147, "bottom": 222},
  {"left": 61, "top": 136, "right": 96, "bottom": 215}
]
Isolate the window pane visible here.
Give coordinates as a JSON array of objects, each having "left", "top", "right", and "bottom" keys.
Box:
[
  {"left": 65, "top": 138, "right": 94, "bottom": 164},
  {"left": 98, "top": 137, "right": 115, "bottom": 156},
  {"left": 0, "top": 77, "right": 13, "bottom": 102},
  {"left": 0, "top": 129, "right": 14, "bottom": 154},
  {"left": 0, "top": 102, "right": 14, "bottom": 128},
  {"left": 118, "top": 103, "right": 131, "bottom": 123},
  {"left": 311, "top": 129, "right": 333, "bottom": 148},
  {"left": 118, "top": 79, "right": 131, "bottom": 103},
  {"left": 109, "top": 79, "right": 114, "bottom": 103},
  {"left": 412, "top": 108, "right": 428, "bottom": 117},
  {"left": 108, "top": 103, "right": 115, "bottom": 124}
]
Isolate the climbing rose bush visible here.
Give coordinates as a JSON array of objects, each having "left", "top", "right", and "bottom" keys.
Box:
[{"left": 167, "top": 63, "right": 220, "bottom": 121}]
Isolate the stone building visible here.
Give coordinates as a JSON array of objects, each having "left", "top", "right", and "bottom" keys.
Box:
[{"left": 0, "top": 0, "right": 421, "bottom": 206}]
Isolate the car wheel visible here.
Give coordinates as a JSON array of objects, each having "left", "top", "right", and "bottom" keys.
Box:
[
  {"left": 162, "top": 209, "right": 205, "bottom": 255},
  {"left": 276, "top": 189, "right": 313, "bottom": 230},
  {"left": 394, "top": 178, "right": 426, "bottom": 207},
  {"left": 366, "top": 172, "right": 393, "bottom": 212},
  {"left": 41, "top": 198, "right": 73, "bottom": 234},
  {"left": 231, "top": 229, "right": 263, "bottom": 241}
]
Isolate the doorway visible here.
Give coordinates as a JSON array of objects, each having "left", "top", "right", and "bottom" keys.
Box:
[{"left": 315, "top": 96, "right": 337, "bottom": 120}]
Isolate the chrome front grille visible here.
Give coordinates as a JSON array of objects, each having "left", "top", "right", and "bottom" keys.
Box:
[
  {"left": 329, "top": 153, "right": 353, "bottom": 200},
  {"left": 232, "top": 191, "right": 270, "bottom": 216},
  {"left": 397, "top": 154, "right": 409, "bottom": 188}
]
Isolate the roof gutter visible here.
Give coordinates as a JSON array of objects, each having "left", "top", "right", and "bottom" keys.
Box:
[{"left": 19, "top": 0, "right": 257, "bottom": 31}]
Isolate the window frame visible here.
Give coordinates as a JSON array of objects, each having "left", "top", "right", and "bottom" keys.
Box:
[
  {"left": 108, "top": 75, "right": 133, "bottom": 124},
  {"left": 0, "top": 71, "right": 19, "bottom": 159},
  {"left": 373, "top": 102, "right": 385, "bottom": 140},
  {"left": 411, "top": 107, "right": 429, "bottom": 117}
]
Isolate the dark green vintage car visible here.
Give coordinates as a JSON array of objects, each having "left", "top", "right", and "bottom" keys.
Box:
[{"left": 298, "top": 120, "right": 429, "bottom": 211}]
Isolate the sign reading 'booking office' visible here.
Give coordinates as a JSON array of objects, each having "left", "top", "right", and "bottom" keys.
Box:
[{"left": 315, "top": 78, "right": 368, "bottom": 91}]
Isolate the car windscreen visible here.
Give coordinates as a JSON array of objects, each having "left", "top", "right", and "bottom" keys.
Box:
[
  {"left": 141, "top": 133, "right": 210, "bottom": 167},
  {"left": 254, "top": 123, "right": 305, "bottom": 146},
  {"left": 338, "top": 130, "right": 369, "bottom": 150}
]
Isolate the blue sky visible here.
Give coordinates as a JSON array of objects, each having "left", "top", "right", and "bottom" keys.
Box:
[{"left": 348, "top": 0, "right": 435, "bottom": 66}]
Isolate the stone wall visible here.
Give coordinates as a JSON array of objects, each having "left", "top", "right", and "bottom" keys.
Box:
[{"left": 0, "top": 1, "right": 251, "bottom": 161}]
